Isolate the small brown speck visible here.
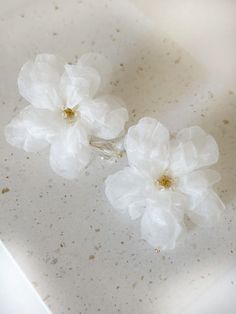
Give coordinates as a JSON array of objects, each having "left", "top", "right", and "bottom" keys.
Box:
[
  {"left": 174, "top": 56, "right": 181, "bottom": 64},
  {"left": 51, "top": 258, "right": 58, "bottom": 264},
  {"left": 89, "top": 255, "right": 95, "bottom": 260},
  {"left": 95, "top": 229, "right": 100, "bottom": 232},
  {"left": 137, "top": 66, "right": 144, "bottom": 72},
  {"left": 223, "top": 119, "right": 229, "bottom": 125},
  {"left": 208, "top": 91, "right": 214, "bottom": 98},
  {"left": 2, "top": 187, "right": 10, "bottom": 194},
  {"left": 132, "top": 282, "right": 137, "bottom": 289}
]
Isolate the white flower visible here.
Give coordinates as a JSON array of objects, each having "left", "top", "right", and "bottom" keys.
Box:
[
  {"left": 105, "top": 117, "right": 224, "bottom": 250},
  {"left": 5, "top": 53, "right": 128, "bottom": 179}
]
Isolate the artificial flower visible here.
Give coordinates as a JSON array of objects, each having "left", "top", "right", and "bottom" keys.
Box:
[
  {"left": 105, "top": 117, "right": 224, "bottom": 250},
  {"left": 5, "top": 53, "right": 128, "bottom": 179}
]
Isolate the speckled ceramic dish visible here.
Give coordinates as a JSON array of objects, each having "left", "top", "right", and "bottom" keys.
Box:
[{"left": 1, "top": 1, "right": 236, "bottom": 313}]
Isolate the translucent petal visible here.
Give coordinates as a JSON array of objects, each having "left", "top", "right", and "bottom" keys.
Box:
[
  {"left": 78, "top": 53, "right": 112, "bottom": 92},
  {"left": 60, "top": 64, "right": 101, "bottom": 108},
  {"left": 187, "top": 190, "right": 224, "bottom": 226},
  {"left": 178, "top": 169, "right": 221, "bottom": 199},
  {"left": 80, "top": 95, "right": 128, "bottom": 140},
  {"left": 141, "top": 195, "right": 184, "bottom": 250},
  {"left": 18, "top": 54, "right": 65, "bottom": 110},
  {"left": 4, "top": 106, "right": 62, "bottom": 152},
  {"left": 49, "top": 125, "right": 91, "bottom": 179},
  {"left": 105, "top": 167, "right": 154, "bottom": 218},
  {"left": 124, "top": 117, "right": 170, "bottom": 178},
  {"left": 170, "top": 126, "right": 219, "bottom": 175},
  {"left": 128, "top": 201, "right": 149, "bottom": 220}
]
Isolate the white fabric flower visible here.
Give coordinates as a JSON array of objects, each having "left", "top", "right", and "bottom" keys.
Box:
[
  {"left": 105, "top": 117, "right": 224, "bottom": 250},
  {"left": 5, "top": 53, "right": 128, "bottom": 179}
]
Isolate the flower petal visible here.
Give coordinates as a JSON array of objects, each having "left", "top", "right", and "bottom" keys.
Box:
[
  {"left": 105, "top": 167, "right": 154, "bottom": 219},
  {"left": 60, "top": 64, "right": 101, "bottom": 108},
  {"left": 80, "top": 95, "right": 128, "bottom": 140},
  {"left": 18, "top": 54, "right": 65, "bottom": 110},
  {"left": 124, "top": 118, "right": 170, "bottom": 178},
  {"left": 5, "top": 106, "right": 61, "bottom": 152},
  {"left": 178, "top": 169, "right": 223, "bottom": 225},
  {"left": 77, "top": 53, "right": 112, "bottom": 91},
  {"left": 141, "top": 194, "right": 185, "bottom": 250},
  {"left": 178, "top": 169, "right": 221, "bottom": 198},
  {"left": 187, "top": 190, "right": 224, "bottom": 226},
  {"left": 170, "top": 126, "right": 219, "bottom": 175},
  {"left": 49, "top": 125, "right": 91, "bottom": 179}
]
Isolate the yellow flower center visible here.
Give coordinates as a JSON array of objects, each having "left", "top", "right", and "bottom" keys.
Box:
[
  {"left": 63, "top": 107, "right": 77, "bottom": 121},
  {"left": 156, "top": 174, "right": 173, "bottom": 189}
]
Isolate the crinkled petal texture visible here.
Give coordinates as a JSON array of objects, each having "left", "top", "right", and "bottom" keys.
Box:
[
  {"left": 105, "top": 118, "right": 223, "bottom": 250},
  {"left": 105, "top": 167, "right": 155, "bottom": 219},
  {"left": 141, "top": 193, "right": 185, "bottom": 250},
  {"left": 18, "top": 54, "right": 65, "bottom": 110},
  {"left": 178, "top": 169, "right": 224, "bottom": 225},
  {"left": 77, "top": 53, "right": 112, "bottom": 92},
  {"left": 170, "top": 126, "right": 219, "bottom": 175},
  {"left": 125, "top": 118, "right": 170, "bottom": 178},
  {"left": 4, "top": 106, "right": 62, "bottom": 152},
  {"left": 60, "top": 63, "right": 101, "bottom": 108},
  {"left": 80, "top": 95, "right": 128, "bottom": 140},
  {"left": 178, "top": 169, "right": 221, "bottom": 200},
  {"left": 187, "top": 191, "right": 224, "bottom": 226},
  {"left": 7, "top": 52, "right": 128, "bottom": 180},
  {"left": 49, "top": 124, "right": 91, "bottom": 179}
]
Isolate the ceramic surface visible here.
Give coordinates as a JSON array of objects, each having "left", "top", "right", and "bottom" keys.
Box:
[{"left": 0, "top": 1, "right": 236, "bottom": 313}]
